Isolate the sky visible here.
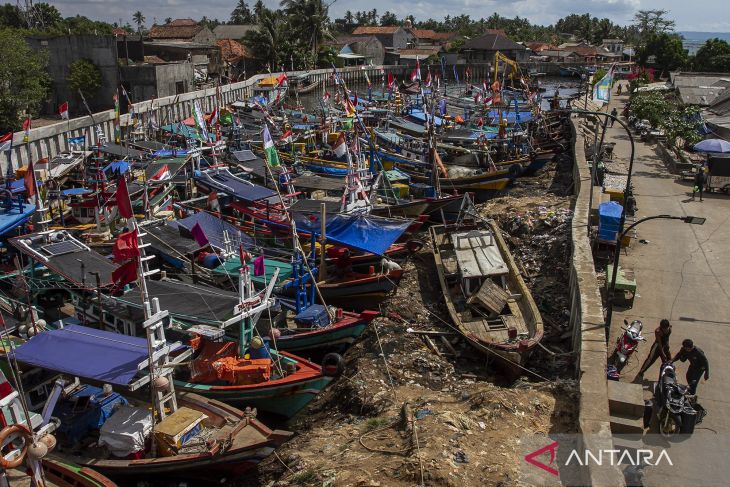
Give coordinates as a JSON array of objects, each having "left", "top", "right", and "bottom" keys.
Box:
[{"left": 50, "top": 0, "right": 730, "bottom": 33}]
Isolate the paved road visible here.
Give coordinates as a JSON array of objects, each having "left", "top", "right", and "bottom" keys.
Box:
[{"left": 603, "top": 84, "right": 730, "bottom": 486}]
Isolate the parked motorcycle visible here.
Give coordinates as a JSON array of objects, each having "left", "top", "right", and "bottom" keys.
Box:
[
  {"left": 651, "top": 362, "right": 706, "bottom": 438},
  {"left": 608, "top": 319, "right": 646, "bottom": 374}
]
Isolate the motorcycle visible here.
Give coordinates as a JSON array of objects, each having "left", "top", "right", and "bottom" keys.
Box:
[
  {"left": 608, "top": 319, "right": 646, "bottom": 374},
  {"left": 652, "top": 362, "right": 706, "bottom": 438}
]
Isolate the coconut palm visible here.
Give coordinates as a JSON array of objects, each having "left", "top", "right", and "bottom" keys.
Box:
[
  {"left": 243, "top": 8, "right": 288, "bottom": 68},
  {"left": 280, "top": 0, "right": 332, "bottom": 57},
  {"left": 132, "top": 11, "right": 145, "bottom": 33}
]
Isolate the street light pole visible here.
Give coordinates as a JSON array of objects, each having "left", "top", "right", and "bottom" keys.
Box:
[{"left": 604, "top": 214, "right": 706, "bottom": 332}]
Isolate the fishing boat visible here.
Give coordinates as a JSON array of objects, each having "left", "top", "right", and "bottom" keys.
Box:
[
  {"left": 10, "top": 324, "right": 293, "bottom": 480},
  {"left": 429, "top": 211, "right": 543, "bottom": 367},
  {"left": 0, "top": 193, "right": 34, "bottom": 237}
]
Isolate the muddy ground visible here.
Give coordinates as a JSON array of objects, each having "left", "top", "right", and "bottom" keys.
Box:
[{"left": 247, "top": 153, "right": 578, "bottom": 487}]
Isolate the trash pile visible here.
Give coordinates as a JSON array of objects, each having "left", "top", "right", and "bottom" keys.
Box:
[{"left": 248, "top": 155, "right": 579, "bottom": 487}]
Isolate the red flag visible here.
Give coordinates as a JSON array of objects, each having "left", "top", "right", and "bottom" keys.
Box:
[
  {"left": 22, "top": 117, "right": 31, "bottom": 132},
  {"left": 116, "top": 176, "right": 133, "bottom": 219},
  {"left": 111, "top": 260, "right": 138, "bottom": 294},
  {"left": 24, "top": 159, "right": 36, "bottom": 198},
  {"left": 59, "top": 102, "right": 69, "bottom": 120},
  {"left": 277, "top": 72, "right": 288, "bottom": 86},
  {"left": 425, "top": 70, "right": 432, "bottom": 87},
  {"left": 0, "top": 132, "right": 12, "bottom": 152},
  {"left": 253, "top": 255, "right": 265, "bottom": 277},
  {"left": 112, "top": 229, "right": 139, "bottom": 263},
  {"left": 191, "top": 222, "right": 209, "bottom": 246},
  {"left": 387, "top": 72, "right": 394, "bottom": 89}
]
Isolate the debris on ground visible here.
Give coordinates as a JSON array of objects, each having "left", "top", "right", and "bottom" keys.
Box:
[{"left": 247, "top": 153, "right": 578, "bottom": 487}]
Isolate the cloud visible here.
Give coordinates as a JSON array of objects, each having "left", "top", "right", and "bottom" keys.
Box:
[{"left": 50, "top": 0, "right": 725, "bottom": 32}]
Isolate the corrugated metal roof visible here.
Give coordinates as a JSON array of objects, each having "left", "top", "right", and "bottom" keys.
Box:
[
  {"left": 213, "top": 24, "right": 258, "bottom": 40},
  {"left": 462, "top": 32, "right": 525, "bottom": 51}
]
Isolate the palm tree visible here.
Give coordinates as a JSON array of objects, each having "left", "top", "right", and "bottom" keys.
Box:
[
  {"left": 280, "top": 0, "right": 332, "bottom": 57},
  {"left": 244, "top": 8, "right": 288, "bottom": 67},
  {"left": 132, "top": 11, "right": 145, "bottom": 33}
]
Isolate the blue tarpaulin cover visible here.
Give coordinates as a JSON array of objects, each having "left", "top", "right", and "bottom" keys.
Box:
[
  {"left": 279, "top": 212, "right": 412, "bottom": 256},
  {"left": 54, "top": 384, "right": 128, "bottom": 443},
  {"left": 153, "top": 148, "right": 189, "bottom": 157},
  {"left": 0, "top": 200, "right": 35, "bottom": 236},
  {"left": 11, "top": 324, "right": 154, "bottom": 386},
  {"left": 194, "top": 169, "right": 277, "bottom": 202},
  {"left": 174, "top": 210, "right": 255, "bottom": 251},
  {"left": 104, "top": 160, "right": 130, "bottom": 174},
  {"left": 61, "top": 187, "right": 93, "bottom": 196}
]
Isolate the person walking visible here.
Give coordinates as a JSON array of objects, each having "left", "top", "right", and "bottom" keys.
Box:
[
  {"left": 635, "top": 319, "right": 672, "bottom": 381},
  {"left": 617, "top": 83, "right": 623, "bottom": 96},
  {"left": 610, "top": 107, "right": 618, "bottom": 126},
  {"left": 672, "top": 339, "right": 709, "bottom": 395},
  {"left": 692, "top": 165, "right": 707, "bottom": 201}
]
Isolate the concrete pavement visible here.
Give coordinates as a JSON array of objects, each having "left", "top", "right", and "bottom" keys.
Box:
[{"left": 604, "top": 83, "right": 730, "bottom": 486}]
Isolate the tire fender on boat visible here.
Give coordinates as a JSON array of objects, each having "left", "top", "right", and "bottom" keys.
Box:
[
  {"left": 508, "top": 163, "right": 523, "bottom": 178},
  {"left": 0, "top": 424, "right": 31, "bottom": 469},
  {"left": 406, "top": 239, "right": 424, "bottom": 253},
  {"left": 322, "top": 353, "right": 345, "bottom": 377}
]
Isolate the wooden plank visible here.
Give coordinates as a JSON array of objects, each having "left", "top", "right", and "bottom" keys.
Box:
[
  {"left": 501, "top": 314, "right": 527, "bottom": 335},
  {"left": 468, "top": 279, "right": 510, "bottom": 316}
]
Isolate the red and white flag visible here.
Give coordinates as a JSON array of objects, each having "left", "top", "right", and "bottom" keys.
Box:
[
  {"left": 280, "top": 129, "right": 293, "bottom": 144},
  {"left": 151, "top": 164, "right": 171, "bottom": 181},
  {"left": 425, "top": 70, "right": 432, "bottom": 87},
  {"left": 387, "top": 72, "right": 395, "bottom": 89},
  {"left": 22, "top": 117, "right": 31, "bottom": 132},
  {"left": 209, "top": 106, "right": 219, "bottom": 127},
  {"left": 59, "top": 102, "right": 69, "bottom": 120},
  {"left": 410, "top": 57, "right": 421, "bottom": 82},
  {"left": 277, "top": 72, "right": 288, "bottom": 87},
  {"left": 333, "top": 133, "right": 347, "bottom": 158},
  {"left": 484, "top": 96, "right": 494, "bottom": 107},
  {"left": 322, "top": 91, "right": 331, "bottom": 102},
  {"left": 0, "top": 132, "right": 12, "bottom": 153}
]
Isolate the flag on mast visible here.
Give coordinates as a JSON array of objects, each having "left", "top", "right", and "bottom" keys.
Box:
[
  {"left": 262, "top": 125, "right": 280, "bottom": 167},
  {"left": 59, "top": 102, "right": 69, "bottom": 120},
  {"left": 592, "top": 64, "right": 616, "bottom": 105}
]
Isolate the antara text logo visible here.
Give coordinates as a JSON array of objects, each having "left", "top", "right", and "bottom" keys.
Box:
[{"left": 524, "top": 440, "right": 673, "bottom": 477}]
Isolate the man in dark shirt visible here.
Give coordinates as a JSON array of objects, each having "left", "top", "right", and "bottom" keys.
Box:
[{"left": 672, "top": 339, "right": 709, "bottom": 395}]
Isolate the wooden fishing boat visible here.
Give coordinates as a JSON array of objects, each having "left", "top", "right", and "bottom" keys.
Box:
[{"left": 430, "top": 218, "right": 543, "bottom": 367}]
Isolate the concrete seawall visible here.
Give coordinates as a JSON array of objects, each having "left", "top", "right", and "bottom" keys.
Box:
[
  {"left": 569, "top": 115, "right": 625, "bottom": 486},
  {"left": 2, "top": 64, "right": 407, "bottom": 171}
]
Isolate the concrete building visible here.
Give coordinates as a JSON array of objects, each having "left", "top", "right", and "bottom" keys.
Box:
[
  {"left": 120, "top": 62, "right": 194, "bottom": 100},
  {"left": 350, "top": 26, "right": 414, "bottom": 49},
  {"left": 600, "top": 38, "right": 624, "bottom": 55},
  {"left": 25, "top": 35, "right": 120, "bottom": 115},
  {"left": 460, "top": 31, "right": 529, "bottom": 63},
  {"left": 144, "top": 41, "right": 222, "bottom": 80},
  {"left": 324, "top": 35, "right": 385, "bottom": 65},
  {"left": 217, "top": 39, "right": 253, "bottom": 81}
]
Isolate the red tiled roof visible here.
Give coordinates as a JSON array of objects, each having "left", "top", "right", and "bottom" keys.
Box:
[
  {"left": 169, "top": 19, "right": 197, "bottom": 26},
  {"left": 571, "top": 46, "right": 597, "bottom": 56},
  {"left": 112, "top": 27, "right": 131, "bottom": 37},
  {"left": 411, "top": 29, "right": 454, "bottom": 41},
  {"left": 526, "top": 42, "right": 553, "bottom": 52},
  {"left": 217, "top": 39, "right": 252, "bottom": 62},
  {"left": 352, "top": 26, "right": 401, "bottom": 35},
  {"left": 148, "top": 24, "right": 203, "bottom": 40},
  {"left": 144, "top": 55, "right": 167, "bottom": 64}
]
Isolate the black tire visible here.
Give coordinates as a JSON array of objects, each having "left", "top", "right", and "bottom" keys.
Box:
[
  {"left": 508, "top": 163, "right": 523, "bottom": 179},
  {"left": 322, "top": 353, "right": 344, "bottom": 377},
  {"left": 406, "top": 239, "right": 424, "bottom": 253}
]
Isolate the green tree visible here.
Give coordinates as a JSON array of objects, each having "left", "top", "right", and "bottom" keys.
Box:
[
  {"left": 280, "top": 0, "right": 332, "bottom": 58},
  {"left": 380, "top": 11, "right": 398, "bottom": 27},
  {"left": 244, "top": 8, "right": 289, "bottom": 68},
  {"left": 28, "top": 3, "right": 61, "bottom": 29},
  {"left": 633, "top": 9, "right": 674, "bottom": 48},
  {"left": 694, "top": 38, "right": 730, "bottom": 72},
  {"left": 67, "top": 58, "right": 102, "bottom": 102},
  {"left": 132, "top": 11, "right": 145, "bottom": 33},
  {"left": 0, "top": 29, "right": 48, "bottom": 132},
  {"left": 662, "top": 105, "right": 703, "bottom": 150},
  {"left": 230, "top": 0, "right": 254, "bottom": 24},
  {"left": 629, "top": 91, "right": 672, "bottom": 128},
  {"left": 165, "top": 17, "right": 172, "bottom": 24},
  {"left": 640, "top": 32, "right": 686, "bottom": 75},
  {"left": 0, "top": 4, "right": 23, "bottom": 28}
]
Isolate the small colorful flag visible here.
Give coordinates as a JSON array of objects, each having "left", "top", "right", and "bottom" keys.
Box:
[
  {"left": 59, "top": 102, "right": 69, "bottom": 120},
  {"left": 24, "top": 158, "right": 36, "bottom": 198},
  {"left": 69, "top": 135, "right": 85, "bottom": 146},
  {"left": 112, "top": 229, "right": 140, "bottom": 263},
  {"left": 280, "top": 129, "right": 293, "bottom": 144},
  {"left": 333, "top": 133, "right": 347, "bottom": 158},
  {"left": 116, "top": 176, "right": 133, "bottom": 219},
  {"left": 387, "top": 72, "right": 395, "bottom": 90},
  {"left": 262, "top": 125, "right": 280, "bottom": 167},
  {"left": 0, "top": 132, "right": 12, "bottom": 153},
  {"left": 111, "top": 260, "right": 138, "bottom": 294},
  {"left": 253, "top": 255, "right": 265, "bottom": 276},
  {"left": 151, "top": 164, "right": 171, "bottom": 181}
]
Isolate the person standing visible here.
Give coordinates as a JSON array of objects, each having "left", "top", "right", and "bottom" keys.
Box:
[
  {"left": 610, "top": 107, "right": 618, "bottom": 126},
  {"left": 692, "top": 165, "right": 707, "bottom": 202},
  {"left": 617, "top": 83, "right": 623, "bottom": 96},
  {"left": 672, "top": 339, "right": 709, "bottom": 395},
  {"left": 635, "top": 319, "right": 672, "bottom": 380}
]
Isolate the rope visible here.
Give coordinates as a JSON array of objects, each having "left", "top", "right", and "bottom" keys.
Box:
[{"left": 372, "top": 320, "right": 397, "bottom": 401}]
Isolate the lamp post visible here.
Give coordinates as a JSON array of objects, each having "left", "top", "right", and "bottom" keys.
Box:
[{"left": 604, "top": 214, "right": 706, "bottom": 332}]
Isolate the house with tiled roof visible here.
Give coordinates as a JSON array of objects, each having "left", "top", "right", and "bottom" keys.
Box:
[
  {"left": 460, "top": 31, "right": 528, "bottom": 63},
  {"left": 410, "top": 29, "right": 456, "bottom": 46},
  {"left": 148, "top": 19, "right": 215, "bottom": 44},
  {"left": 351, "top": 25, "right": 413, "bottom": 49},
  {"left": 217, "top": 39, "right": 253, "bottom": 80}
]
